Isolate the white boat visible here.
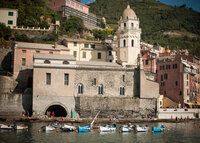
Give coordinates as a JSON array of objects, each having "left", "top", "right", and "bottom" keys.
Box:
[
  {"left": 60, "top": 124, "right": 76, "bottom": 132},
  {"left": 120, "top": 125, "right": 131, "bottom": 132},
  {"left": 41, "top": 125, "right": 55, "bottom": 131},
  {"left": 14, "top": 125, "right": 28, "bottom": 130},
  {"left": 99, "top": 125, "right": 116, "bottom": 132},
  {"left": 0, "top": 124, "right": 13, "bottom": 129},
  {"left": 49, "top": 122, "right": 62, "bottom": 128},
  {"left": 136, "top": 125, "right": 149, "bottom": 132}
]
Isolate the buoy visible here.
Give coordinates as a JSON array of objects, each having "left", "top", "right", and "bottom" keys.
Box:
[
  {"left": 98, "top": 130, "right": 100, "bottom": 134},
  {"left": 75, "top": 128, "right": 78, "bottom": 133},
  {"left": 152, "top": 131, "right": 154, "bottom": 133},
  {"left": 119, "top": 131, "right": 122, "bottom": 134},
  {"left": 56, "top": 128, "right": 58, "bottom": 132},
  {"left": 136, "top": 131, "right": 138, "bottom": 133},
  {"left": 38, "top": 129, "right": 40, "bottom": 133}
]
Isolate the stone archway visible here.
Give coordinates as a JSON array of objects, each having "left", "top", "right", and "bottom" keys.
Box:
[{"left": 45, "top": 105, "right": 67, "bottom": 117}]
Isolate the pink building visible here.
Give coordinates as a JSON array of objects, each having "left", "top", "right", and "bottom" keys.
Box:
[
  {"left": 50, "top": 0, "right": 89, "bottom": 14},
  {"left": 157, "top": 55, "right": 200, "bottom": 107},
  {"left": 13, "top": 42, "right": 69, "bottom": 89}
]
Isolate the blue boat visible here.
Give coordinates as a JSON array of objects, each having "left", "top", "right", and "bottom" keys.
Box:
[
  {"left": 78, "top": 126, "right": 91, "bottom": 132},
  {"left": 152, "top": 125, "right": 165, "bottom": 132}
]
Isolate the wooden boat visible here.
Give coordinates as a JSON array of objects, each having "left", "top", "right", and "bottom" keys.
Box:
[
  {"left": 60, "top": 124, "right": 76, "bottom": 132},
  {"left": 41, "top": 125, "right": 55, "bottom": 131},
  {"left": 99, "top": 125, "right": 116, "bottom": 132},
  {"left": 120, "top": 125, "right": 131, "bottom": 132},
  {"left": 152, "top": 125, "right": 165, "bottom": 132},
  {"left": 49, "top": 122, "right": 62, "bottom": 128},
  {"left": 0, "top": 124, "right": 13, "bottom": 129},
  {"left": 78, "top": 126, "right": 91, "bottom": 132},
  {"left": 136, "top": 125, "right": 149, "bottom": 132}
]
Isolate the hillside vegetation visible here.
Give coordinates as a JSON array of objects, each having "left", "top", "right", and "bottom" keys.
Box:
[{"left": 89, "top": 0, "right": 200, "bottom": 56}]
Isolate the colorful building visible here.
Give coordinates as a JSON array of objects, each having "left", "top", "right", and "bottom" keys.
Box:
[
  {"left": 13, "top": 42, "right": 69, "bottom": 89},
  {"left": 0, "top": 8, "right": 18, "bottom": 28}
]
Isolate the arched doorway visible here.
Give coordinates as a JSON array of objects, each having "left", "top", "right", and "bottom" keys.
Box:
[{"left": 45, "top": 105, "right": 67, "bottom": 117}]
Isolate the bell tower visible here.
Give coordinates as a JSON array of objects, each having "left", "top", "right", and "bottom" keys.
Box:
[{"left": 118, "top": 5, "right": 141, "bottom": 67}]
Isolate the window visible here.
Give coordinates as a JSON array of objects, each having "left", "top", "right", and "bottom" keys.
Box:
[
  {"left": 84, "top": 43, "right": 89, "bottom": 48},
  {"left": 176, "top": 81, "right": 178, "bottom": 86},
  {"left": 91, "top": 44, "right": 95, "bottom": 49},
  {"left": 132, "top": 40, "right": 134, "bottom": 47},
  {"left": 109, "top": 51, "right": 112, "bottom": 56},
  {"left": 164, "top": 73, "right": 168, "bottom": 79},
  {"left": 44, "top": 60, "right": 50, "bottom": 64},
  {"left": 145, "top": 60, "right": 148, "bottom": 65},
  {"left": 36, "top": 50, "right": 40, "bottom": 53},
  {"left": 98, "top": 85, "right": 103, "bottom": 95},
  {"left": 120, "top": 87, "right": 125, "bottom": 95},
  {"left": 123, "top": 39, "right": 126, "bottom": 47},
  {"left": 109, "top": 60, "right": 112, "bottom": 62},
  {"left": 71, "top": 2, "right": 74, "bottom": 6},
  {"left": 187, "top": 74, "right": 188, "bottom": 79},
  {"left": 78, "top": 83, "right": 83, "bottom": 94},
  {"left": 124, "top": 23, "right": 126, "bottom": 29},
  {"left": 82, "top": 52, "right": 86, "bottom": 58},
  {"left": 187, "top": 89, "right": 189, "bottom": 95},
  {"left": 92, "top": 78, "right": 96, "bottom": 85},
  {"left": 173, "top": 64, "right": 178, "bottom": 69},
  {"left": 67, "top": 0, "right": 70, "bottom": 5},
  {"left": 164, "top": 91, "right": 166, "bottom": 95},
  {"left": 22, "top": 50, "right": 26, "bottom": 53},
  {"left": 74, "top": 42, "right": 77, "bottom": 46},
  {"left": 98, "top": 53, "right": 101, "bottom": 59},
  {"left": 64, "top": 74, "right": 69, "bottom": 85},
  {"left": 80, "top": 6, "right": 83, "bottom": 10},
  {"left": 122, "top": 75, "right": 125, "bottom": 82},
  {"left": 76, "top": 4, "right": 79, "bottom": 8},
  {"left": 22, "top": 58, "right": 26, "bottom": 66},
  {"left": 161, "top": 75, "right": 163, "bottom": 81},
  {"left": 73, "top": 51, "right": 77, "bottom": 57},
  {"left": 63, "top": 61, "right": 69, "bottom": 64},
  {"left": 46, "top": 73, "right": 51, "bottom": 85},
  {"left": 180, "top": 91, "right": 182, "bottom": 96},
  {"left": 8, "top": 12, "right": 13, "bottom": 16},
  {"left": 131, "top": 23, "right": 134, "bottom": 28},
  {"left": 8, "top": 20, "right": 13, "bottom": 25},
  {"left": 49, "top": 51, "right": 53, "bottom": 54}
]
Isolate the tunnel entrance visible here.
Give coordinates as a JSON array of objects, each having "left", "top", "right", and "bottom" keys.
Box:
[{"left": 45, "top": 105, "right": 67, "bottom": 117}]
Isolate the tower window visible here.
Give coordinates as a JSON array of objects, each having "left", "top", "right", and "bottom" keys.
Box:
[
  {"left": 82, "top": 52, "right": 86, "bottom": 58},
  {"left": 124, "top": 23, "right": 126, "bottom": 29},
  {"left": 98, "top": 53, "right": 101, "bottom": 59},
  {"left": 120, "top": 87, "right": 125, "bottom": 95},
  {"left": 131, "top": 23, "right": 134, "bottom": 28},
  {"left": 132, "top": 40, "right": 134, "bottom": 47},
  {"left": 22, "top": 58, "right": 26, "bottom": 66},
  {"left": 46, "top": 73, "right": 51, "bottom": 85},
  {"left": 64, "top": 73, "right": 69, "bottom": 85},
  {"left": 123, "top": 39, "right": 126, "bottom": 47},
  {"left": 78, "top": 83, "right": 83, "bottom": 94}
]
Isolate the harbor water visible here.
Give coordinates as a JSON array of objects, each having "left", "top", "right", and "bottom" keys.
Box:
[{"left": 0, "top": 121, "right": 200, "bottom": 143}]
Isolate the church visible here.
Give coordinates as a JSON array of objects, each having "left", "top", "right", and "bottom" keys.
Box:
[{"left": 32, "top": 5, "right": 160, "bottom": 118}]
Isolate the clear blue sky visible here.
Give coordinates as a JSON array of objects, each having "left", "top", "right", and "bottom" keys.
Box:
[{"left": 81, "top": 0, "right": 200, "bottom": 12}]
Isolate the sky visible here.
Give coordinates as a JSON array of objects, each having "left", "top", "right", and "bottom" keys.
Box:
[{"left": 81, "top": 0, "right": 200, "bottom": 12}]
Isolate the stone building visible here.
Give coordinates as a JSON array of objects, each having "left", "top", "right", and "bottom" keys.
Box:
[
  {"left": 0, "top": 8, "right": 18, "bottom": 28},
  {"left": 32, "top": 5, "right": 160, "bottom": 118}
]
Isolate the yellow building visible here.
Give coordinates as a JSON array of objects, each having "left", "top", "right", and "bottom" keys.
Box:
[
  {"left": 65, "top": 38, "right": 107, "bottom": 62},
  {"left": 158, "top": 95, "right": 178, "bottom": 108}
]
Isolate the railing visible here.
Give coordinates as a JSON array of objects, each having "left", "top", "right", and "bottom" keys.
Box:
[{"left": 11, "top": 26, "right": 51, "bottom": 31}]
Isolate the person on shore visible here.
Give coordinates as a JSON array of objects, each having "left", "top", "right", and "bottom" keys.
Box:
[{"left": 52, "top": 111, "right": 55, "bottom": 117}]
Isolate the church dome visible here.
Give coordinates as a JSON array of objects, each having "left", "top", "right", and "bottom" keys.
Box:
[{"left": 122, "top": 5, "right": 137, "bottom": 19}]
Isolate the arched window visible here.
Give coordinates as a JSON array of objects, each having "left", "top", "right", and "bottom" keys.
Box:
[
  {"left": 123, "top": 39, "right": 126, "bottom": 47},
  {"left": 78, "top": 83, "right": 83, "bottom": 94},
  {"left": 63, "top": 61, "right": 69, "bottom": 64},
  {"left": 120, "top": 86, "right": 125, "bottom": 95},
  {"left": 131, "top": 23, "right": 134, "bottom": 29},
  {"left": 124, "top": 23, "right": 126, "bottom": 29},
  {"left": 44, "top": 60, "right": 50, "bottom": 64},
  {"left": 98, "top": 84, "right": 103, "bottom": 95},
  {"left": 132, "top": 40, "right": 134, "bottom": 47}
]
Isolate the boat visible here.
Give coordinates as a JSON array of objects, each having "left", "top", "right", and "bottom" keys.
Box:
[
  {"left": 136, "top": 125, "right": 149, "bottom": 132},
  {"left": 99, "top": 125, "right": 116, "bottom": 132},
  {"left": 60, "top": 124, "right": 76, "bottom": 132},
  {"left": 49, "top": 122, "right": 62, "bottom": 128},
  {"left": 0, "top": 124, "right": 13, "bottom": 129},
  {"left": 152, "top": 125, "right": 165, "bottom": 132},
  {"left": 14, "top": 124, "right": 28, "bottom": 130},
  {"left": 78, "top": 126, "right": 91, "bottom": 132},
  {"left": 90, "top": 111, "right": 100, "bottom": 130},
  {"left": 41, "top": 125, "right": 55, "bottom": 131},
  {"left": 120, "top": 125, "right": 131, "bottom": 132}
]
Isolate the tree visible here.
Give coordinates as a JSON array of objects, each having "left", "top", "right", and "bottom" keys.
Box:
[{"left": 0, "top": 23, "right": 12, "bottom": 40}]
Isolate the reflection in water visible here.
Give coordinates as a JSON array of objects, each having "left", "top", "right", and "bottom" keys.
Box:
[{"left": 0, "top": 121, "right": 200, "bottom": 143}]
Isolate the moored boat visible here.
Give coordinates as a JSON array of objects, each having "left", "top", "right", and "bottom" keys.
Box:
[
  {"left": 120, "top": 125, "right": 131, "bottom": 132},
  {"left": 152, "top": 125, "right": 165, "bottom": 132},
  {"left": 14, "top": 124, "right": 28, "bottom": 130},
  {"left": 99, "top": 125, "right": 116, "bottom": 132},
  {"left": 60, "top": 124, "right": 76, "bottom": 132},
  {"left": 41, "top": 125, "right": 55, "bottom": 131},
  {"left": 0, "top": 124, "right": 13, "bottom": 129},
  {"left": 78, "top": 126, "right": 91, "bottom": 132},
  {"left": 136, "top": 125, "right": 149, "bottom": 132},
  {"left": 49, "top": 122, "right": 62, "bottom": 128}
]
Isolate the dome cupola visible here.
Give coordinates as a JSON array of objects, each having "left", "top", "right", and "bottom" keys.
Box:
[{"left": 122, "top": 5, "right": 137, "bottom": 20}]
